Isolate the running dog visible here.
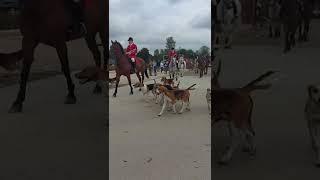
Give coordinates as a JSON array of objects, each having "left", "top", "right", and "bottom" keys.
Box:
[
  {"left": 157, "top": 84, "right": 196, "bottom": 116},
  {"left": 156, "top": 81, "right": 180, "bottom": 105},
  {"left": 161, "top": 76, "right": 175, "bottom": 87},
  {"left": 74, "top": 66, "right": 109, "bottom": 96},
  {"left": 305, "top": 84, "right": 320, "bottom": 167},
  {"left": 139, "top": 80, "right": 161, "bottom": 101},
  {"left": 212, "top": 70, "right": 276, "bottom": 165}
]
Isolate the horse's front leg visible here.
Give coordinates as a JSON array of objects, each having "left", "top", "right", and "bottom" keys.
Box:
[
  {"left": 56, "top": 42, "right": 77, "bottom": 104},
  {"left": 283, "top": 30, "right": 290, "bottom": 53},
  {"left": 127, "top": 75, "right": 133, "bottom": 95},
  {"left": 113, "top": 76, "right": 120, "bottom": 97},
  {"left": 141, "top": 72, "right": 145, "bottom": 89},
  {"left": 9, "top": 38, "right": 38, "bottom": 113}
]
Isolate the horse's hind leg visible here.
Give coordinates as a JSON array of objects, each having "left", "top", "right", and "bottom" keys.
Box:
[
  {"left": 126, "top": 75, "right": 133, "bottom": 95},
  {"left": 304, "top": 20, "right": 310, "bottom": 41},
  {"left": 9, "top": 38, "right": 38, "bottom": 113},
  {"left": 136, "top": 72, "right": 142, "bottom": 91},
  {"left": 56, "top": 42, "right": 77, "bottom": 104},
  {"left": 85, "top": 33, "right": 102, "bottom": 94}
]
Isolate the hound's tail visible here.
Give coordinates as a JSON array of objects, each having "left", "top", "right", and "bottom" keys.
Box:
[
  {"left": 241, "top": 70, "right": 276, "bottom": 92},
  {"left": 186, "top": 84, "right": 196, "bottom": 90}
]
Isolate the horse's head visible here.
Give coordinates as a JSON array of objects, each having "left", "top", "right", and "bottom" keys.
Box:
[{"left": 110, "top": 40, "right": 125, "bottom": 58}]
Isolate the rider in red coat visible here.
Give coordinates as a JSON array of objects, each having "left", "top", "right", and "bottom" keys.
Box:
[
  {"left": 168, "top": 47, "right": 177, "bottom": 64},
  {"left": 126, "top": 37, "right": 138, "bottom": 73}
]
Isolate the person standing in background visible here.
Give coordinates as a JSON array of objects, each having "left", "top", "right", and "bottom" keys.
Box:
[
  {"left": 153, "top": 59, "right": 158, "bottom": 76},
  {"left": 160, "top": 61, "right": 164, "bottom": 73}
]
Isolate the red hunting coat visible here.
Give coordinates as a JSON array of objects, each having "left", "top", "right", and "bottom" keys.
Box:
[{"left": 126, "top": 43, "right": 138, "bottom": 58}]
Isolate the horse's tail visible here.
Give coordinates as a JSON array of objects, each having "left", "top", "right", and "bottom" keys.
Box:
[{"left": 144, "top": 67, "right": 149, "bottom": 78}]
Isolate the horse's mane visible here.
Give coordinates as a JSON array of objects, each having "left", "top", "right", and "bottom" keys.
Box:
[{"left": 114, "top": 41, "right": 125, "bottom": 54}]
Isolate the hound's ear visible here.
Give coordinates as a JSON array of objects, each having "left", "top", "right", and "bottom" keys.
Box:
[{"left": 111, "top": 40, "right": 114, "bottom": 44}]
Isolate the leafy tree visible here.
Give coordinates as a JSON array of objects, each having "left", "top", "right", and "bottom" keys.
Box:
[
  {"left": 154, "top": 49, "right": 160, "bottom": 57},
  {"left": 185, "top": 49, "right": 195, "bottom": 59},
  {"left": 198, "top": 46, "right": 210, "bottom": 57},
  {"left": 165, "top": 37, "right": 176, "bottom": 51},
  {"left": 177, "top": 48, "right": 187, "bottom": 57},
  {"left": 137, "top": 48, "right": 150, "bottom": 63}
]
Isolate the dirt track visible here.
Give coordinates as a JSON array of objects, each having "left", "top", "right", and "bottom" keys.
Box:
[{"left": 110, "top": 71, "right": 211, "bottom": 180}]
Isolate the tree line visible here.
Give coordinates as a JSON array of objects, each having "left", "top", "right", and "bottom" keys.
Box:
[{"left": 109, "top": 36, "right": 210, "bottom": 65}]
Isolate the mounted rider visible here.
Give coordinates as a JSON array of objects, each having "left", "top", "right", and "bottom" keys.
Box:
[
  {"left": 168, "top": 47, "right": 177, "bottom": 67},
  {"left": 126, "top": 37, "right": 138, "bottom": 74},
  {"left": 215, "top": 0, "right": 241, "bottom": 49}
]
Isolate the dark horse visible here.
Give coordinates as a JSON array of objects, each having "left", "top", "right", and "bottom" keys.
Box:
[
  {"left": 5, "top": 0, "right": 107, "bottom": 113},
  {"left": 298, "top": 0, "right": 314, "bottom": 42},
  {"left": 281, "top": 0, "right": 301, "bottom": 53},
  {"left": 197, "top": 56, "right": 207, "bottom": 78},
  {"left": 110, "top": 41, "right": 149, "bottom": 97},
  {"left": 204, "top": 55, "right": 210, "bottom": 75}
]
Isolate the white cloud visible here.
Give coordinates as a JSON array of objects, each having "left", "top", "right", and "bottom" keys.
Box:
[{"left": 109, "top": 0, "right": 211, "bottom": 54}]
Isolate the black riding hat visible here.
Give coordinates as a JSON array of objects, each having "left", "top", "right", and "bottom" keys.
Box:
[{"left": 128, "top": 37, "right": 133, "bottom": 41}]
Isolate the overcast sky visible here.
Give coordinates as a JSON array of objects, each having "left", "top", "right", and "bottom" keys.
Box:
[{"left": 109, "top": 0, "right": 210, "bottom": 54}]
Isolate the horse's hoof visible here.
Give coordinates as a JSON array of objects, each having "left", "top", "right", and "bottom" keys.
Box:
[
  {"left": 129, "top": 92, "right": 133, "bottom": 95},
  {"left": 8, "top": 103, "right": 23, "bottom": 113},
  {"left": 64, "top": 95, "right": 76, "bottom": 104},
  {"left": 158, "top": 114, "right": 162, "bottom": 117},
  {"left": 113, "top": 94, "right": 117, "bottom": 97},
  {"left": 139, "top": 88, "right": 142, "bottom": 91}
]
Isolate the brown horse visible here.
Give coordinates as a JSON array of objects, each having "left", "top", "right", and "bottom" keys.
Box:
[
  {"left": 110, "top": 41, "right": 149, "bottom": 97},
  {"left": 197, "top": 56, "right": 207, "bottom": 78},
  {"left": 281, "top": 0, "right": 302, "bottom": 53},
  {"left": 204, "top": 56, "right": 210, "bottom": 75},
  {"left": 6, "top": 0, "right": 107, "bottom": 113},
  {"left": 298, "top": 0, "right": 314, "bottom": 42}
]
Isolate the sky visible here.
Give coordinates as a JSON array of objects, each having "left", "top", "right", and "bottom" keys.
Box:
[{"left": 109, "top": 0, "right": 211, "bottom": 55}]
